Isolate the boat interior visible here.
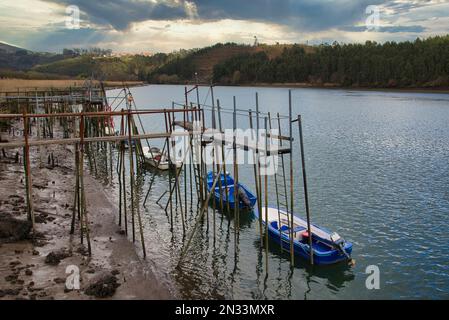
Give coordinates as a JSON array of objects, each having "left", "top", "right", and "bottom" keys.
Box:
[{"left": 269, "top": 217, "right": 336, "bottom": 251}]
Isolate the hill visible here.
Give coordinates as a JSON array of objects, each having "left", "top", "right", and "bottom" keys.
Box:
[
  {"left": 147, "top": 42, "right": 312, "bottom": 83},
  {"left": 30, "top": 54, "right": 168, "bottom": 81},
  {"left": 0, "top": 42, "right": 24, "bottom": 54},
  {"left": 0, "top": 42, "right": 67, "bottom": 72},
  {"left": 0, "top": 43, "right": 164, "bottom": 81},
  {"left": 1, "top": 36, "right": 449, "bottom": 89},
  {"left": 211, "top": 36, "right": 449, "bottom": 88}
]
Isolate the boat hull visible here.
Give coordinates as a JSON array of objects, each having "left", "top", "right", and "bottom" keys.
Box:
[
  {"left": 143, "top": 147, "right": 182, "bottom": 171},
  {"left": 254, "top": 207, "right": 353, "bottom": 265},
  {"left": 145, "top": 158, "right": 182, "bottom": 171},
  {"left": 206, "top": 172, "right": 257, "bottom": 209}
]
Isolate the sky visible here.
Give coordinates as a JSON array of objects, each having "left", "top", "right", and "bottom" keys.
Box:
[{"left": 0, "top": 0, "right": 448, "bottom": 53}]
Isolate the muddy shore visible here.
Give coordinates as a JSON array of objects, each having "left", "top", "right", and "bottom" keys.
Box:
[
  {"left": 0, "top": 122, "right": 172, "bottom": 300},
  {"left": 0, "top": 79, "right": 144, "bottom": 91}
]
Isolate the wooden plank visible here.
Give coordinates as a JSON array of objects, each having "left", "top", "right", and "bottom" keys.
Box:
[{"left": 0, "top": 131, "right": 191, "bottom": 148}]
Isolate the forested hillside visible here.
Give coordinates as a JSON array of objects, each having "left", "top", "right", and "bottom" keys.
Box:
[
  {"left": 2, "top": 36, "right": 449, "bottom": 88},
  {"left": 148, "top": 43, "right": 261, "bottom": 83},
  {"left": 212, "top": 36, "right": 449, "bottom": 88}
]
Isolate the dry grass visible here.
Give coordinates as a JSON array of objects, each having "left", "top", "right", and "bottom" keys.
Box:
[
  {"left": 0, "top": 79, "right": 144, "bottom": 91},
  {"left": 192, "top": 46, "right": 259, "bottom": 81},
  {"left": 191, "top": 43, "right": 315, "bottom": 82}
]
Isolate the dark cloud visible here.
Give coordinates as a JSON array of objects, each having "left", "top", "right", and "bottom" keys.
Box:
[
  {"left": 44, "top": 0, "right": 388, "bottom": 31},
  {"left": 194, "top": 0, "right": 386, "bottom": 31},
  {"left": 43, "top": 0, "right": 190, "bottom": 30}
]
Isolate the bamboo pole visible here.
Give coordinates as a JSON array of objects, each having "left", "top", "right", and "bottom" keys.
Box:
[
  {"left": 264, "top": 117, "right": 269, "bottom": 272},
  {"left": 288, "top": 91, "right": 295, "bottom": 265},
  {"left": 168, "top": 106, "right": 186, "bottom": 236},
  {"left": 183, "top": 90, "right": 188, "bottom": 221},
  {"left": 23, "top": 110, "right": 35, "bottom": 230},
  {"left": 277, "top": 112, "right": 289, "bottom": 214},
  {"left": 232, "top": 97, "right": 238, "bottom": 256},
  {"left": 127, "top": 110, "right": 146, "bottom": 258},
  {"left": 255, "top": 93, "right": 263, "bottom": 240},
  {"left": 0, "top": 131, "right": 194, "bottom": 149},
  {"left": 117, "top": 118, "right": 123, "bottom": 228},
  {"left": 164, "top": 110, "right": 174, "bottom": 231},
  {"left": 248, "top": 109, "right": 262, "bottom": 242},
  {"left": 79, "top": 114, "right": 92, "bottom": 255},
  {"left": 297, "top": 114, "right": 314, "bottom": 265},
  {"left": 178, "top": 166, "right": 223, "bottom": 265},
  {"left": 268, "top": 113, "right": 283, "bottom": 250},
  {"left": 109, "top": 141, "right": 113, "bottom": 183},
  {"left": 127, "top": 110, "right": 136, "bottom": 243},
  {"left": 121, "top": 141, "right": 128, "bottom": 235},
  {"left": 210, "top": 88, "right": 218, "bottom": 242},
  {"left": 188, "top": 103, "right": 194, "bottom": 215},
  {"left": 0, "top": 107, "right": 201, "bottom": 120},
  {"left": 195, "top": 85, "right": 204, "bottom": 209},
  {"left": 217, "top": 100, "right": 230, "bottom": 213},
  {"left": 211, "top": 87, "right": 223, "bottom": 215},
  {"left": 71, "top": 143, "right": 80, "bottom": 234},
  {"left": 200, "top": 108, "right": 209, "bottom": 230}
]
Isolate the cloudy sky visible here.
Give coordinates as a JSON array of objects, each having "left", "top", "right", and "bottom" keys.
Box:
[{"left": 1, "top": 0, "right": 448, "bottom": 53}]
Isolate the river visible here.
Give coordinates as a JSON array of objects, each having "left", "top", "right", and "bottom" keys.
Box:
[{"left": 107, "top": 85, "right": 449, "bottom": 299}]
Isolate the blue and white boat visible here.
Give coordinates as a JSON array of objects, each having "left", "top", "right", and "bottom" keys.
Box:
[
  {"left": 206, "top": 172, "right": 257, "bottom": 209},
  {"left": 254, "top": 207, "right": 353, "bottom": 265}
]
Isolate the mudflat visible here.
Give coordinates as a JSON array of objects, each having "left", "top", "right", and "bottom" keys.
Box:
[{"left": 0, "top": 121, "right": 172, "bottom": 300}]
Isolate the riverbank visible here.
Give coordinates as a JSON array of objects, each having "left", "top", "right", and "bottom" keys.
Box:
[
  {"left": 236, "top": 83, "right": 449, "bottom": 94},
  {"left": 0, "top": 121, "right": 172, "bottom": 300},
  {"left": 147, "top": 81, "right": 449, "bottom": 94},
  {"left": 3, "top": 79, "right": 448, "bottom": 94},
  {"left": 0, "top": 79, "right": 144, "bottom": 91}
]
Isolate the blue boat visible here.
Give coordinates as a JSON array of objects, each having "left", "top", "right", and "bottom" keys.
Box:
[
  {"left": 123, "top": 139, "right": 136, "bottom": 148},
  {"left": 206, "top": 172, "right": 257, "bottom": 209},
  {"left": 254, "top": 207, "right": 353, "bottom": 265}
]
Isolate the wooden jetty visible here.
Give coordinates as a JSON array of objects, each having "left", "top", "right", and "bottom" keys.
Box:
[{"left": 0, "top": 82, "right": 325, "bottom": 277}]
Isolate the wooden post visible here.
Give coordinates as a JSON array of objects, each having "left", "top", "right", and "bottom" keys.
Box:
[
  {"left": 23, "top": 111, "right": 35, "bottom": 230},
  {"left": 164, "top": 110, "right": 174, "bottom": 231},
  {"left": 268, "top": 113, "right": 283, "bottom": 250},
  {"left": 178, "top": 166, "right": 223, "bottom": 264},
  {"left": 232, "top": 97, "right": 238, "bottom": 256},
  {"left": 128, "top": 107, "right": 146, "bottom": 258},
  {"left": 200, "top": 108, "right": 209, "bottom": 230},
  {"left": 184, "top": 90, "right": 188, "bottom": 220},
  {"left": 217, "top": 100, "right": 230, "bottom": 213},
  {"left": 255, "top": 93, "right": 263, "bottom": 240},
  {"left": 127, "top": 109, "right": 136, "bottom": 243},
  {"left": 277, "top": 112, "right": 289, "bottom": 214},
  {"left": 79, "top": 114, "right": 92, "bottom": 255},
  {"left": 248, "top": 109, "right": 261, "bottom": 242},
  {"left": 71, "top": 143, "right": 80, "bottom": 234},
  {"left": 188, "top": 103, "right": 194, "bottom": 215},
  {"left": 211, "top": 88, "right": 223, "bottom": 213},
  {"left": 264, "top": 117, "right": 269, "bottom": 271},
  {"left": 297, "top": 114, "right": 314, "bottom": 265},
  {"left": 288, "top": 91, "right": 295, "bottom": 265},
  {"left": 118, "top": 138, "right": 123, "bottom": 227},
  {"left": 120, "top": 110, "right": 128, "bottom": 235}
]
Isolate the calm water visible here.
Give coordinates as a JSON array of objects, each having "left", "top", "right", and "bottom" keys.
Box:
[{"left": 107, "top": 85, "right": 449, "bottom": 299}]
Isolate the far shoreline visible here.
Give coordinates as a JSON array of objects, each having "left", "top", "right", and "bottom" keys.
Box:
[
  {"left": 240, "top": 83, "right": 449, "bottom": 94},
  {"left": 0, "top": 79, "right": 145, "bottom": 92},
  {"left": 165, "top": 82, "right": 449, "bottom": 94},
  {"left": 1, "top": 79, "right": 449, "bottom": 95}
]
